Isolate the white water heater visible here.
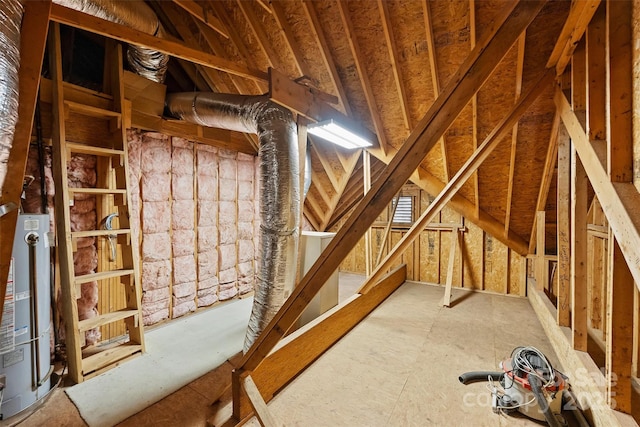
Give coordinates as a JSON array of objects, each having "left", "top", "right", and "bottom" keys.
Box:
[{"left": 0, "top": 214, "right": 53, "bottom": 420}]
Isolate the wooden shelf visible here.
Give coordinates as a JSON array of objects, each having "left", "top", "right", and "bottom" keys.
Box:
[
  {"left": 78, "top": 309, "right": 139, "bottom": 332},
  {"left": 71, "top": 229, "right": 130, "bottom": 238},
  {"left": 75, "top": 269, "right": 134, "bottom": 285},
  {"left": 82, "top": 343, "right": 142, "bottom": 376},
  {"left": 66, "top": 142, "right": 124, "bottom": 157}
]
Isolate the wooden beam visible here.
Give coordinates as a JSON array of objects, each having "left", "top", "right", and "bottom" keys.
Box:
[
  {"left": 300, "top": 1, "right": 350, "bottom": 115},
  {"left": 469, "top": 0, "right": 479, "bottom": 217},
  {"left": 536, "top": 211, "right": 547, "bottom": 292},
  {"left": 363, "top": 150, "right": 372, "bottom": 276},
  {"left": 606, "top": 237, "right": 634, "bottom": 413},
  {"left": 528, "top": 111, "right": 560, "bottom": 253},
  {"left": 236, "top": 0, "right": 280, "bottom": 70},
  {"left": 50, "top": 3, "right": 267, "bottom": 82},
  {"left": 336, "top": 0, "right": 389, "bottom": 155},
  {"left": 0, "top": 0, "right": 52, "bottom": 317},
  {"left": 320, "top": 149, "right": 360, "bottom": 231},
  {"left": 172, "top": 0, "right": 228, "bottom": 39},
  {"left": 270, "top": 0, "right": 308, "bottom": 78},
  {"left": 556, "top": 88, "right": 640, "bottom": 288},
  {"left": 359, "top": 69, "right": 554, "bottom": 294},
  {"left": 547, "top": 0, "right": 601, "bottom": 75},
  {"left": 173, "top": 0, "right": 229, "bottom": 39},
  {"left": 571, "top": 143, "right": 588, "bottom": 351},
  {"left": 375, "top": 194, "right": 400, "bottom": 267},
  {"left": 378, "top": 0, "right": 411, "bottom": 130},
  {"left": 242, "top": 375, "right": 281, "bottom": 427},
  {"left": 309, "top": 141, "right": 340, "bottom": 191},
  {"left": 239, "top": 0, "right": 546, "bottom": 374},
  {"left": 556, "top": 121, "right": 571, "bottom": 326},
  {"left": 233, "top": 265, "right": 407, "bottom": 421},
  {"left": 422, "top": 0, "right": 450, "bottom": 181},
  {"left": 586, "top": 2, "right": 606, "bottom": 141},
  {"left": 505, "top": 34, "right": 527, "bottom": 235},
  {"left": 606, "top": 0, "right": 633, "bottom": 182}
]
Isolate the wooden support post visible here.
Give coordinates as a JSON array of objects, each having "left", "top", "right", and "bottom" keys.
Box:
[
  {"left": 571, "top": 147, "right": 588, "bottom": 351},
  {"left": 0, "top": 0, "right": 52, "bottom": 317},
  {"left": 441, "top": 229, "right": 460, "bottom": 307},
  {"left": 243, "top": 375, "right": 281, "bottom": 427},
  {"left": 239, "top": 0, "right": 546, "bottom": 376},
  {"left": 557, "top": 120, "right": 571, "bottom": 326},
  {"left": 606, "top": 237, "right": 634, "bottom": 413},
  {"left": 536, "top": 211, "right": 547, "bottom": 292}
]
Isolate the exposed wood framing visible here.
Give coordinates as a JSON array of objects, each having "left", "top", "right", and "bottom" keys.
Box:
[
  {"left": 0, "top": 0, "right": 52, "bottom": 316},
  {"left": 238, "top": 0, "right": 545, "bottom": 379},
  {"left": 363, "top": 150, "right": 372, "bottom": 276},
  {"left": 358, "top": 68, "right": 553, "bottom": 295},
  {"left": 536, "top": 211, "right": 547, "bottom": 292},
  {"left": 49, "top": 3, "right": 267, "bottom": 82},
  {"left": 556, "top": 89, "right": 640, "bottom": 289},
  {"left": 571, "top": 143, "right": 588, "bottom": 351},
  {"left": 586, "top": 2, "right": 606, "bottom": 141},
  {"left": 270, "top": 0, "right": 309, "bottom": 78},
  {"left": 378, "top": 0, "right": 410, "bottom": 131},
  {"left": 504, "top": 34, "right": 527, "bottom": 235},
  {"left": 375, "top": 193, "right": 400, "bottom": 267},
  {"left": 236, "top": 0, "right": 281, "bottom": 71},
  {"left": 242, "top": 375, "right": 281, "bottom": 427},
  {"left": 172, "top": 0, "right": 228, "bottom": 39},
  {"left": 422, "top": 0, "right": 449, "bottom": 182},
  {"left": 301, "top": 0, "right": 351, "bottom": 115},
  {"left": 556, "top": 121, "right": 571, "bottom": 326},
  {"left": 441, "top": 229, "right": 461, "bottom": 307},
  {"left": 336, "top": 0, "right": 389, "bottom": 155},
  {"left": 546, "top": 0, "right": 601, "bottom": 75},
  {"left": 469, "top": 0, "right": 479, "bottom": 217}
]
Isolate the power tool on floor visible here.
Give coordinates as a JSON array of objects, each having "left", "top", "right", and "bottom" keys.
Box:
[{"left": 459, "top": 346, "right": 570, "bottom": 427}]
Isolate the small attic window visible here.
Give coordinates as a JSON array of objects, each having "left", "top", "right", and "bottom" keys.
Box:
[{"left": 392, "top": 196, "right": 414, "bottom": 224}]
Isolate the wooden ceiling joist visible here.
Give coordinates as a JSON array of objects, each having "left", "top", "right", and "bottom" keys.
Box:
[
  {"left": 270, "top": 0, "right": 310, "bottom": 79},
  {"left": 238, "top": 0, "right": 547, "bottom": 377},
  {"left": 236, "top": 0, "right": 280, "bottom": 70},
  {"left": 470, "top": 0, "right": 480, "bottom": 217},
  {"left": 49, "top": 3, "right": 268, "bottom": 82}
]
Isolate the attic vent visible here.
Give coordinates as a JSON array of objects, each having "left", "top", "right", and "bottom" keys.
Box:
[{"left": 392, "top": 196, "right": 413, "bottom": 224}]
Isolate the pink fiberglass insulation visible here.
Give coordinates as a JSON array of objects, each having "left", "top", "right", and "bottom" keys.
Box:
[
  {"left": 237, "top": 153, "right": 255, "bottom": 295},
  {"left": 137, "top": 132, "right": 171, "bottom": 325},
  {"left": 66, "top": 154, "right": 100, "bottom": 345},
  {"left": 196, "top": 145, "right": 219, "bottom": 307},
  {"left": 173, "top": 229, "right": 195, "bottom": 257}
]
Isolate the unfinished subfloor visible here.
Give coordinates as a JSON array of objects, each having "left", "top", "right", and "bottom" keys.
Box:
[{"left": 18, "top": 280, "right": 557, "bottom": 427}]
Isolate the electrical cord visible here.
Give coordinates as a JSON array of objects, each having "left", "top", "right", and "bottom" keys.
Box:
[{"left": 511, "top": 346, "right": 555, "bottom": 388}]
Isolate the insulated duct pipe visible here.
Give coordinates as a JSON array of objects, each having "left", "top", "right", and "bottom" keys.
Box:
[
  {"left": 52, "top": 0, "right": 168, "bottom": 83},
  {"left": 0, "top": 0, "right": 23, "bottom": 193},
  {"left": 166, "top": 93, "right": 300, "bottom": 352}
]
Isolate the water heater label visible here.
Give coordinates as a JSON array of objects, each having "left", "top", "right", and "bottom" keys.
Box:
[
  {"left": 23, "top": 219, "right": 39, "bottom": 231},
  {"left": 3, "top": 348, "right": 24, "bottom": 368},
  {"left": 0, "top": 259, "right": 15, "bottom": 354}
]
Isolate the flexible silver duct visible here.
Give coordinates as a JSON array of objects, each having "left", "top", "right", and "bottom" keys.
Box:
[
  {"left": 0, "top": 0, "right": 23, "bottom": 193},
  {"left": 53, "top": 0, "right": 168, "bottom": 83},
  {"left": 166, "top": 93, "right": 300, "bottom": 352}
]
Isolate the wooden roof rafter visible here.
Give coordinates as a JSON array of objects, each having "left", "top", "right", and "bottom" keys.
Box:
[
  {"left": 469, "top": 0, "right": 480, "bottom": 216},
  {"left": 301, "top": 0, "right": 351, "bottom": 115},
  {"left": 236, "top": 0, "right": 282, "bottom": 71},
  {"left": 504, "top": 33, "right": 527, "bottom": 235},
  {"left": 336, "top": 0, "right": 389, "bottom": 156},
  {"left": 172, "top": 0, "right": 228, "bottom": 39},
  {"left": 320, "top": 148, "right": 360, "bottom": 230},
  {"left": 422, "top": 0, "right": 450, "bottom": 182},
  {"left": 378, "top": 0, "right": 411, "bottom": 131},
  {"left": 270, "top": 0, "right": 311, "bottom": 79}
]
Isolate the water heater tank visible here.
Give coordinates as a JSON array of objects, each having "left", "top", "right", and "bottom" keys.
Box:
[{"left": 0, "top": 214, "right": 53, "bottom": 419}]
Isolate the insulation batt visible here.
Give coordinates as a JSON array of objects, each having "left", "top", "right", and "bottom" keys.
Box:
[
  {"left": 0, "top": 0, "right": 22, "bottom": 191},
  {"left": 142, "top": 233, "right": 171, "bottom": 262},
  {"left": 172, "top": 229, "right": 195, "bottom": 257},
  {"left": 198, "top": 251, "right": 218, "bottom": 280},
  {"left": 197, "top": 226, "right": 218, "bottom": 253},
  {"left": 197, "top": 201, "right": 217, "bottom": 226},
  {"left": 172, "top": 200, "right": 195, "bottom": 230}
]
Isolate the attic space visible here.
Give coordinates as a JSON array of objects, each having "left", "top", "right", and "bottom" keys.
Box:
[{"left": 1, "top": 1, "right": 640, "bottom": 426}]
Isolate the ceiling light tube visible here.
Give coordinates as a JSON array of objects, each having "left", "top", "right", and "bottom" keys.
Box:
[{"left": 307, "top": 119, "right": 372, "bottom": 149}]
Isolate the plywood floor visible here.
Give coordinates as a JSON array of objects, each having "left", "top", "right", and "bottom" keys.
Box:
[{"left": 17, "top": 279, "right": 558, "bottom": 427}]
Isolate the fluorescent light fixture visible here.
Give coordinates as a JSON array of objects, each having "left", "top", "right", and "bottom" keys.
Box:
[{"left": 307, "top": 119, "right": 372, "bottom": 149}]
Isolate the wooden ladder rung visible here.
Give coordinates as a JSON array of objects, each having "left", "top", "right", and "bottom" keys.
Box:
[
  {"left": 68, "top": 188, "right": 127, "bottom": 195},
  {"left": 64, "top": 100, "right": 121, "bottom": 121},
  {"left": 71, "top": 229, "right": 130, "bottom": 238},
  {"left": 75, "top": 269, "right": 135, "bottom": 285},
  {"left": 78, "top": 309, "right": 139, "bottom": 332},
  {"left": 82, "top": 343, "right": 142, "bottom": 376},
  {"left": 66, "top": 142, "right": 124, "bottom": 157}
]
